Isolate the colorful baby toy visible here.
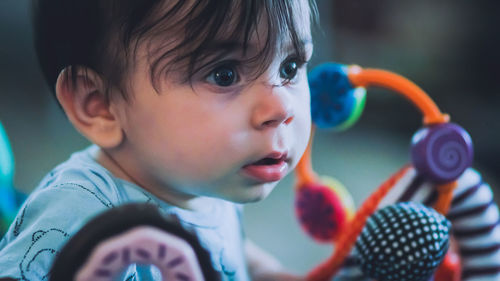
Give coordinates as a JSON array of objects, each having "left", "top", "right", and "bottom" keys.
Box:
[
  {"left": 50, "top": 203, "right": 218, "bottom": 281},
  {"left": 295, "top": 63, "right": 498, "bottom": 281}
]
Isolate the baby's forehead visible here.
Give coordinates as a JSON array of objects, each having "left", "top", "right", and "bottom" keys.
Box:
[{"left": 133, "top": 0, "right": 313, "bottom": 83}]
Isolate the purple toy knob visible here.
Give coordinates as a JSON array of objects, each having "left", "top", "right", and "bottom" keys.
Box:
[
  {"left": 411, "top": 123, "right": 473, "bottom": 183},
  {"left": 355, "top": 202, "right": 450, "bottom": 281}
]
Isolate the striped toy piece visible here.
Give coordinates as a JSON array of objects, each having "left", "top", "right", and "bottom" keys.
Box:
[{"left": 334, "top": 167, "right": 500, "bottom": 281}]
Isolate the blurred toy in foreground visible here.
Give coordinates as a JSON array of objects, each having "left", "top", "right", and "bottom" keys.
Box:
[
  {"left": 0, "top": 122, "right": 26, "bottom": 237},
  {"left": 50, "top": 203, "right": 218, "bottom": 281},
  {"left": 296, "top": 63, "right": 500, "bottom": 281}
]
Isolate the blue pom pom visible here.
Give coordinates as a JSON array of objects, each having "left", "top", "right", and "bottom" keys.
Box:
[{"left": 308, "top": 63, "right": 365, "bottom": 130}]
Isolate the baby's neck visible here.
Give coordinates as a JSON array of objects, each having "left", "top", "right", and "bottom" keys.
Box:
[
  {"left": 92, "top": 147, "right": 135, "bottom": 183},
  {"left": 92, "top": 147, "right": 215, "bottom": 212}
]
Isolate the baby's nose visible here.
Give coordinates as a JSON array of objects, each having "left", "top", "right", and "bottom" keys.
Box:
[{"left": 251, "top": 84, "right": 294, "bottom": 130}]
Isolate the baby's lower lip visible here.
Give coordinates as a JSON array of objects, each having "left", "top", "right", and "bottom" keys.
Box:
[{"left": 241, "top": 160, "right": 288, "bottom": 182}]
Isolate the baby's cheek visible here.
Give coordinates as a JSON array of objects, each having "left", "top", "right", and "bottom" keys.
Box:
[
  {"left": 292, "top": 109, "right": 311, "bottom": 165},
  {"left": 169, "top": 135, "right": 242, "bottom": 181}
]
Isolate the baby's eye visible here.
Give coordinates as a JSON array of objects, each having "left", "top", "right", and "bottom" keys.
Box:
[
  {"left": 206, "top": 65, "right": 238, "bottom": 87},
  {"left": 279, "top": 58, "right": 299, "bottom": 81}
]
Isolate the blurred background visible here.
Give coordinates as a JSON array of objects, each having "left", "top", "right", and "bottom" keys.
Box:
[{"left": 1, "top": 0, "right": 499, "bottom": 274}]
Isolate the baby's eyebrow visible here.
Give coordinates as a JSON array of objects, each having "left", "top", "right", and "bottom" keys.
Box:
[
  {"left": 203, "top": 37, "right": 313, "bottom": 56},
  {"left": 282, "top": 38, "right": 313, "bottom": 52}
]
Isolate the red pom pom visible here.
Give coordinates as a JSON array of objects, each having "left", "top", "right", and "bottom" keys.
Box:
[
  {"left": 434, "top": 251, "right": 461, "bottom": 281},
  {"left": 295, "top": 183, "right": 347, "bottom": 242}
]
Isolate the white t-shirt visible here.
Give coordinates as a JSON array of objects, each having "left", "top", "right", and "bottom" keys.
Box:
[{"left": 0, "top": 145, "right": 249, "bottom": 281}]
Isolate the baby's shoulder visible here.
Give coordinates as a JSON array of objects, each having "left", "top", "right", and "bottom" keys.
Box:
[
  {"left": 35, "top": 152, "right": 117, "bottom": 204},
  {"left": 32, "top": 145, "right": 147, "bottom": 208},
  {"left": 6, "top": 147, "right": 138, "bottom": 241}
]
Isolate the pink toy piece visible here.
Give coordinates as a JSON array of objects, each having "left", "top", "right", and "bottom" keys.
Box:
[
  {"left": 75, "top": 226, "right": 205, "bottom": 281},
  {"left": 295, "top": 182, "right": 347, "bottom": 242},
  {"left": 50, "top": 203, "right": 219, "bottom": 281}
]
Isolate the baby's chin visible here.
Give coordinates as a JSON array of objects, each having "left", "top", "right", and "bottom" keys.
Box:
[{"left": 222, "top": 181, "right": 278, "bottom": 204}]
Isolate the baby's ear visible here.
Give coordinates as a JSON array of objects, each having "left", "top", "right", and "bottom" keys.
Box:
[{"left": 55, "top": 67, "right": 124, "bottom": 148}]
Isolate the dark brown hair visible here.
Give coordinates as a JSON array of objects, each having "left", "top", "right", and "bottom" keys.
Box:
[{"left": 32, "top": 0, "right": 319, "bottom": 100}]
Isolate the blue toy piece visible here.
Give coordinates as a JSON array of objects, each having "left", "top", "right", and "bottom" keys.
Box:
[
  {"left": 308, "top": 63, "right": 366, "bottom": 130},
  {"left": 0, "top": 122, "right": 22, "bottom": 236}
]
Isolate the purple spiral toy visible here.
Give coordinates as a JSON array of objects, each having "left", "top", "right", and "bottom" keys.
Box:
[{"left": 411, "top": 123, "right": 473, "bottom": 183}]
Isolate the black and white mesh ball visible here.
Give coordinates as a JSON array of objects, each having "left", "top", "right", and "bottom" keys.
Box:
[{"left": 355, "top": 202, "right": 450, "bottom": 281}]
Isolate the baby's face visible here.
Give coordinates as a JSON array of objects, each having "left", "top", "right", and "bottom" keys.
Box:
[{"left": 111, "top": 1, "right": 313, "bottom": 205}]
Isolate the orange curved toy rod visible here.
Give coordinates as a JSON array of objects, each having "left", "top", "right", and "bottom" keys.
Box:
[
  {"left": 434, "top": 181, "right": 458, "bottom": 215},
  {"left": 348, "top": 66, "right": 450, "bottom": 125},
  {"left": 306, "top": 165, "right": 412, "bottom": 281},
  {"left": 295, "top": 126, "right": 318, "bottom": 188}
]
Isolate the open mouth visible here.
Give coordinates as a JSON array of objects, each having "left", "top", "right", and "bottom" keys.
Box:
[
  {"left": 241, "top": 152, "right": 289, "bottom": 182},
  {"left": 252, "top": 155, "right": 286, "bottom": 165}
]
